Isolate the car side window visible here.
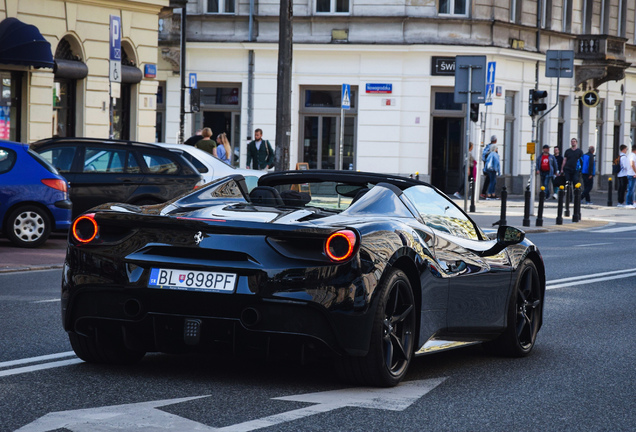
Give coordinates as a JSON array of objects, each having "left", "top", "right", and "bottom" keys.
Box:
[
  {"left": 403, "top": 185, "right": 479, "bottom": 240},
  {"left": 127, "top": 152, "right": 141, "bottom": 173},
  {"left": 37, "top": 146, "right": 75, "bottom": 172},
  {"left": 182, "top": 153, "right": 208, "bottom": 173},
  {"left": 83, "top": 147, "right": 126, "bottom": 173},
  {"left": 0, "top": 147, "right": 16, "bottom": 174},
  {"left": 140, "top": 152, "right": 178, "bottom": 175}
]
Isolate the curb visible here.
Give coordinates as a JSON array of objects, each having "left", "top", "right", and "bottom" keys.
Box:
[{"left": 0, "top": 264, "right": 64, "bottom": 274}]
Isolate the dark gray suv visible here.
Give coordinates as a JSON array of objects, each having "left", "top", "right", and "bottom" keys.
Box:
[{"left": 31, "top": 138, "right": 203, "bottom": 218}]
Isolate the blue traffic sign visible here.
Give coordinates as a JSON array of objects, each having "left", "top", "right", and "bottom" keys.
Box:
[
  {"left": 487, "top": 61, "right": 496, "bottom": 84},
  {"left": 341, "top": 84, "right": 351, "bottom": 109},
  {"left": 189, "top": 73, "right": 197, "bottom": 89}
]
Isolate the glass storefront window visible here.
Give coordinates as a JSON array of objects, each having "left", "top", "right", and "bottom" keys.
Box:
[
  {"left": 0, "top": 72, "right": 21, "bottom": 141},
  {"left": 434, "top": 92, "right": 462, "bottom": 111},
  {"left": 200, "top": 87, "right": 239, "bottom": 106},
  {"left": 304, "top": 89, "right": 356, "bottom": 109}
]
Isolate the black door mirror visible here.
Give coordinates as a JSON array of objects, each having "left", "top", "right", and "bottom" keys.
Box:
[{"left": 497, "top": 225, "right": 525, "bottom": 246}]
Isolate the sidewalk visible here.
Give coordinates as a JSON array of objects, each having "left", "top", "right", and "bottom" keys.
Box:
[{"left": 453, "top": 188, "right": 634, "bottom": 233}]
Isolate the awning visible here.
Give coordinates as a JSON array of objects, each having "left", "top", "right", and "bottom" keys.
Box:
[
  {"left": 121, "top": 65, "right": 143, "bottom": 84},
  {"left": 0, "top": 17, "right": 54, "bottom": 69},
  {"left": 54, "top": 59, "right": 88, "bottom": 80}
]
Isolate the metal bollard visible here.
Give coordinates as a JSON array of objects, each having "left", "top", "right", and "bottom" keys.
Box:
[
  {"left": 607, "top": 177, "right": 613, "bottom": 207},
  {"left": 499, "top": 186, "right": 508, "bottom": 226},
  {"left": 536, "top": 187, "right": 545, "bottom": 227},
  {"left": 469, "top": 178, "right": 475, "bottom": 213},
  {"left": 556, "top": 186, "right": 564, "bottom": 225},
  {"left": 415, "top": 171, "right": 419, "bottom": 181},
  {"left": 564, "top": 181, "right": 571, "bottom": 217},
  {"left": 573, "top": 182, "right": 581, "bottom": 222},
  {"left": 522, "top": 185, "right": 531, "bottom": 227}
]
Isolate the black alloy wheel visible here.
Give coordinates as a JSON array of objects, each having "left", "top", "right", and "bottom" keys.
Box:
[
  {"left": 336, "top": 268, "right": 416, "bottom": 387},
  {"left": 485, "top": 259, "right": 542, "bottom": 357}
]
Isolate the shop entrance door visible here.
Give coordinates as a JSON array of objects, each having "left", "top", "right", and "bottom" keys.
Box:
[
  {"left": 301, "top": 115, "right": 355, "bottom": 170},
  {"left": 200, "top": 111, "right": 240, "bottom": 166},
  {"left": 431, "top": 117, "right": 463, "bottom": 193}
]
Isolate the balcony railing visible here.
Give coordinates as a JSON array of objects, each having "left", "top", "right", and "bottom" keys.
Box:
[{"left": 576, "top": 35, "right": 626, "bottom": 61}]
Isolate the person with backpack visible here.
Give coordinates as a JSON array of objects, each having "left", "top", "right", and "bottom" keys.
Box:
[
  {"left": 535, "top": 145, "right": 558, "bottom": 198},
  {"left": 616, "top": 144, "right": 629, "bottom": 207},
  {"left": 480, "top": 135, "right": 497, "bottom": 199},
  {"left": 580, "top": 145, "right": 596, "bottom": 205},
  {"left": 246, "top": 128, "right": 275, "bottom": 170},
  {"left": 484, "top": 145, "right": 501, "bottom": 199}
]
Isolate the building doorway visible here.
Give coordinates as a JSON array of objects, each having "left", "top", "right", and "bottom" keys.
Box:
[
  {"left": 200, "top": 110, "right": 240, "bottom": 166},
  {"left": 431, "top": 117, "right": 463, "bottom": 193}
]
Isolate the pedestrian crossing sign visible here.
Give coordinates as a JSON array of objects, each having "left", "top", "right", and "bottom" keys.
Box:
[{"left": 342, "top": 84, "right": 351, "bottom": 110}]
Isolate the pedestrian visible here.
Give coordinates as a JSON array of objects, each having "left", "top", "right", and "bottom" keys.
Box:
[
  {"left": 194, "top": 127, "right": 217, "bottom": 157},
  {"left": 552, "top": 146, "right": 564, "bottom": 198},
  {"left": 580, "top": 145, "right": 596, "bottom": 204},
  {"left": 616, "top": 144, "right": 629, "bottom": 206},
  {"left": 485, "top": 145, "right": 501, "bottom": 199},
  {"left": 626, "top": 144, "right": 636, "bottom": 208},
  {"left": 536, "top": 144, "right": 558, "bottom": 198},
  {"left": 561, "top": 138, "right": 583, "bottom": 200},
  {"left": 454, "top": 142, "right": 476, "bottom": 199},
  {"left": 184, "top": 128, "right": 203, "bottom": 146},
  {"left": 246, "top": 128, "right": 275, "bottom": 170},
  {"left": 216, "top": 132, "right": 232, "bottom": 165},
  {"left": 480, "top": 135, "right": 497, "bottom": 199}
]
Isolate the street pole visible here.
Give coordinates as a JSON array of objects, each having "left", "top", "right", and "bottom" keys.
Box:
[
  {"left": 178, "top": 7, "right": 186, "bottom": 144},
  {"left": 463, "top": 66, "right": 472, "bottom": 212},
  {"left": 339, "top": 105, "right": 344, "bottom": 169},
  {"left": 274, "top": 0, "right": 292, "bottom": 171}
]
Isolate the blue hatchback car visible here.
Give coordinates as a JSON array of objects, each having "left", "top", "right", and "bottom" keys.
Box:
[{"left": 0, "top": 141, "right": 72, "bottom": 247}]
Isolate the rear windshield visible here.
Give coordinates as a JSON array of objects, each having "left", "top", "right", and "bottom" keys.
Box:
[{"left": 28, "top": 148, "right": 60, "bottom": 175}]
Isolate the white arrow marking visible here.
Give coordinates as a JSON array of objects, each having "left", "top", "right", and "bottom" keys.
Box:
[
  {"left": 216, "top": 378, "right": 447, "bottom": 431},
  {"left": 16, "top": 396, "right": 214, "bottom": 432},
  {"left": 16, "top": 378, "right": 447, "bottom": 431}
]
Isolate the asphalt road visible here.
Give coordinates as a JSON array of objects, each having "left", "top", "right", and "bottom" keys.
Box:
[{"left": 1, "top": 225, "right": 635, "bottom": 431}]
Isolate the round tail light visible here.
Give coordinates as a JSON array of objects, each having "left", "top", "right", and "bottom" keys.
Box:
[
  {"left": 72, "top": 214, "right": 98, "bottom": 243},
  {"left": 325, "top": 230, "right": 357, "bottom": 262}
]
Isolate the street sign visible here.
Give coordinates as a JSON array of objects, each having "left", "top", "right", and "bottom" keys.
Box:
[
  {"left": 341, "top": 84, "right": 351, "bottom": 109},
  {"left": 486, "top": 61, "right": 496, "bottom": 84},
  {"left": 545, "top": 50, "right": 574, "bottom": 78},
  {"left": 189, "top": 73, "right": 197, "bottom": 89},
  {"left": 453, "top": 56, "right": 486, "bottom": 104},
  {"left": 485, "top": 83, "right": 494, "bottom": 106},
  {"left": 582, "top": 90, "right": 600, "bottom": 108},
  {"left": 109, "top": 15, "right": 121, "bottom": 83}
]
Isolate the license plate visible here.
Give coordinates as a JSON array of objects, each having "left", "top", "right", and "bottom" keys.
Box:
[{"left": 148, "top": 268, "right": 237, "bottom": 293}]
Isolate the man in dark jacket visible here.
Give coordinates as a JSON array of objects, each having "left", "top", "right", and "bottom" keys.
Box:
[
  {"left": 246, "top": 129, "right": 274, "bottom": 170},
  {"left": 581, "top": 145, "right": 596, "bottom": 204}
]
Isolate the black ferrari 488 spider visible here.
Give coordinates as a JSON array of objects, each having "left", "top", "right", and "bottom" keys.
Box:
[{"left": 63, "top": 170, "right": 545, "bottom": 387}]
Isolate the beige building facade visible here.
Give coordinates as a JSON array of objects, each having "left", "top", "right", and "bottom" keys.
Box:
[{"left": 0, "top": 0, "right": 168, "bottom": 144}]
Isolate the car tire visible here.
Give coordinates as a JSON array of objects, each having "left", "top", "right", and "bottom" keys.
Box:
[
  {"left": 336, "top": 268, "right": 416, "bottom": 387},
  {"left": 5, "top": 205, "right": 51, "bottom": 248},
  {"left": 69, "top": 330, "right": 146, "bottom": 365},
  {"left": 484, "top": 259, "right": 542, "bottom": 357}
]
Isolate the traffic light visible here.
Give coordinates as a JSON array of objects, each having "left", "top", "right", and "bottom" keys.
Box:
[
  {"left": 470, "top": 103, "right": 479, "bottom": 122},
  {"left": 190, "top": 88, "right": 200, "bottom": 113},
  {"left": 528, "top": 89, "right": 548, "bottom": 116}
]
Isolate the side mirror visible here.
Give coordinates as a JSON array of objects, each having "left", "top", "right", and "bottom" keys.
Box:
[{"left": 497, "top": 225, "right": 525, "bottom": 246}]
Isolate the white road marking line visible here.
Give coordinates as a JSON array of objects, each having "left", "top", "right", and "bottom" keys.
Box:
[
  {"left": 548, "top": 268, "right": 636, "bottom": 284},
  {"left": 32, "top": 299, "right": 60, "bottom": 303},
  {"left": 0, "top": 358, "right": 83, "bottom": 377},
  {"left": 547, "top": 272, "right": 636, "bottom": 290},
  {"left": 591, "top": 225, "right": 636, "bottom": 233},
  {"left": 0, "top": 351, "right": 76, "bottom": 369},
  {"left": 572, "top": 242, "right": 613, "bottom": 247}
]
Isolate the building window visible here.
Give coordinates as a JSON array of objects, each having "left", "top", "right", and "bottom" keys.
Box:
[
  {"left": 630, "top": 105, "right": 636, "bottom": 147},
  {"left": 434, "top": 92, "right": 462, "bottom": 111},
  {"left": 618, "top": 0, "right": 627, "bottom": 37},
  {"left": 541, "top": 0, "right": 552, "bottom": 29},
  {"left": 613, "top": 101, "right": 622, "bottom": 162},
  {"left": 439, "top": 0, "right": 468, "bottom": 16},
  {"left": 595, "top": 99, "right": 604, "bottom": 168},
  {"left": 155, "top": 82, "right": 166, "bottom": 143},
  {"left": 562, "top": 0, "right": 572, "bottom": 32},
  {"left": 558, "top": 97, "right": 567, "bottom": 153},
  {"left": 510, "top": 0, "right": 522, "bottom": 23},
  {"left": 316, "top": 0, "right": 349, "bottom": 14},
  {"left": 503, "top": 91, "right": 516, "bottom": 175},
  {"left": 207, "top": 0, "right": 235, "bottom": 14}
]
